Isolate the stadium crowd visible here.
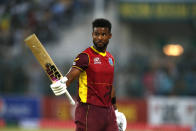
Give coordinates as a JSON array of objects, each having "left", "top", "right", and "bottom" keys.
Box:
[
  {"left": 120, "top": 49, "right": 196, "bottom": 97},
  {"left": 0, "top": 0, "right": 93, "bottom": 95},
  {"left": 0, "top": 0, "right": 196, "bottom": 98}
]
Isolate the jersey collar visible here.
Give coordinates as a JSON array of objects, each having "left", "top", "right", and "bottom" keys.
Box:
[{"left": 91, "top": 46, "right": 106, "bottom": 56}]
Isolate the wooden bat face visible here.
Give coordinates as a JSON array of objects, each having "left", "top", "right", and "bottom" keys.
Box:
[
  {"left": 24, "top": 34, "right": 62, "bottom": 82},
  {"left": 24, "top": 34, "right": 75, "bottom": 105},
  {"left": 45, "top": 63, "right": 61, "bottom": 81}
]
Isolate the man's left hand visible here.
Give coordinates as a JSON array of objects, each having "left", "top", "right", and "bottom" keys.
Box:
[{"left": 115, "top": 110, "right": 127, "bottom": 131}]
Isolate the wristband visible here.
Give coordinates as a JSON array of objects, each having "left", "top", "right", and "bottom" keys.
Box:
[{"left": 111, "top": 97, "right": 116, "bottom": 104}]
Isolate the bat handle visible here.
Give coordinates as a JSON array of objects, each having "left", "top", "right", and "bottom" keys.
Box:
[{"left": 64, "top": 89, "right": 75, "bottom": 105}]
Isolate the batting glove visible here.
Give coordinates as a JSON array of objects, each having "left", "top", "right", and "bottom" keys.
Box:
[
  {"left": 115, "top": 110, "right": 127, "bottom": 131},
  {"left": 50, "top": 76, "right": 68, "bottom": 96}
]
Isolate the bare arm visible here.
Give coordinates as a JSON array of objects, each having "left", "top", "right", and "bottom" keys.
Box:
[
  {"left": 111, "top": 85, "right": 117, "bottom": 110},
  {"left": 65, "top": 67, "right": 81, "bottom": 87}
]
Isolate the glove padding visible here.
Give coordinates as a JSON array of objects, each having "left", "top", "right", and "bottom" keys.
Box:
[
  {"left": 50, "top": 77, "right": 68, "bottom": 96},
  {"left": 115, "top": 110, "right": 127, "bottom": 131}
]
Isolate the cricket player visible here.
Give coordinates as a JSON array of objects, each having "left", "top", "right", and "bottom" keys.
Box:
[{"left": 50, "top": 18, "right": 126, "bottom": 131}]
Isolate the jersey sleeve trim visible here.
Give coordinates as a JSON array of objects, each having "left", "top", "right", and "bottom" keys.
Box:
[{"left": 72, "top": 66, "right": 84, "bottom": 71}]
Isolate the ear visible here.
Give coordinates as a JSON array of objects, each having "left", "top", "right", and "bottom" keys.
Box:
[{"left": 109, "top": 33, "right": 112, "bottom": 39}]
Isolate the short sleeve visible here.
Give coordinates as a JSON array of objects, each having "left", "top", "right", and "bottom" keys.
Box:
[{"left": 72, "top": 53, "right": 89, "bottom": 71}]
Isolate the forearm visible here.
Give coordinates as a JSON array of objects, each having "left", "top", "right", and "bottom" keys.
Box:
[
  {"left": 65, "top": 67, "right": 81, "bottom": 87},
  {"left": 111, "top": 85, "right": 117, "bottom": 110},
  {"left": 65, "top": 74, "right": 76, "bottom": 87}
]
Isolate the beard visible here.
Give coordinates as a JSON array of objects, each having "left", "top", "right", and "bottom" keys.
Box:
[{"left": 93, "top": 41, "right": 109, "bottom": 52}]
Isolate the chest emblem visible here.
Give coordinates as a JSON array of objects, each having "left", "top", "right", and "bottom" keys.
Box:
[
  {"left": 109, "top": 58, "right": 113, "bottom": 66},
  {"left": 94, "top": 57, "right": 101, "bottom": 64}
]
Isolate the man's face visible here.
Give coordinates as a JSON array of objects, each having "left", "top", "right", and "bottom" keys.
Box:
[{"left": 92, "top": 27, "right": 112, "bottom": 52}]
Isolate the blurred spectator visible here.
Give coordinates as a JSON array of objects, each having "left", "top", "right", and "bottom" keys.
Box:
[
  {"left": 142, "top": 66, "right": 156, "bottom": 96},
  {"left": 0, "top": 0, "right": 195, "bottom": 98},
  {"left": 0, "top": 0, "right": 94, "bottom": 96},
  {"left": 154, "top": 67, "right": 174, "bottom": 96}
]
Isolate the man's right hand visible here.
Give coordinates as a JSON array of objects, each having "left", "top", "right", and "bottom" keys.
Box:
[{"left": 50, "top": 76, "right": 68, "bottom": 96}]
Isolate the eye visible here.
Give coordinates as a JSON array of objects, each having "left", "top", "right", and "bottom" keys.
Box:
[{"left": 94, "top": 32, "right": 99, "bottom": 36}]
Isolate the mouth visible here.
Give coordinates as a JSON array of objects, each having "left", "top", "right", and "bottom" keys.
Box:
[
  {"left": 96, "top": 41, "right": 104, "bottom": 46},
  {"left": 93, "top": 40, "right": 108, "bottom": 51}
]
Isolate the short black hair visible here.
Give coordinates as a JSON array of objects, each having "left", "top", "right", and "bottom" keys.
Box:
[{"left": 92, "top": 18, "right": 112, "bottom": 32}]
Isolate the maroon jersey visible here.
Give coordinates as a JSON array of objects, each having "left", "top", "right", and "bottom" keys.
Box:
[{"left": 72, "top": 46, "right": 115, "bottom": 107}]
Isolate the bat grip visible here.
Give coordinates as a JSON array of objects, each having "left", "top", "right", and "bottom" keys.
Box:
[{"left": 64, "top": 89, "right": 75, "bottom": 105}]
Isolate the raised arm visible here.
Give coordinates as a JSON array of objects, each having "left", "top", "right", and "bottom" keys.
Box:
[
  {"left": 66, "top": 67, "right": 81, "bottom": 87},
  {"left": 50, "top": 53, "right": 88, "bottom": 96}
]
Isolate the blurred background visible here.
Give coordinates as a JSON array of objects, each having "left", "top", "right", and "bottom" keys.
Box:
[{"left": 0, "top": 0, "right": 196, "bottom": 131}]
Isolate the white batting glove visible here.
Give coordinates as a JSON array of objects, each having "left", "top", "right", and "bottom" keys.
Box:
[
  {"left": 50, "top": 76, "right": 68, "bottom": 96},
  {"left": 115, "top": 110, "right": 127, "bottom": 131}
]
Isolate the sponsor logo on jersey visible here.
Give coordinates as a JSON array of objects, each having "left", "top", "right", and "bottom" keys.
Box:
[
  {"left": 73, "top": 57, "right": 79, "bottom": 65},
  {"left": 109, "top": 58, "right": 113, "bottom": 66},
  {"left": 94, "top": 57, "right": 101, "bottom": 64},
  {"left": 73, "top": 61, "right": 76, "bottom": 65}
]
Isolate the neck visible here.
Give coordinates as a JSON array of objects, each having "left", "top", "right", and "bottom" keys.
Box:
[{"left": 93, "top": 45, "right": 106, "bottom": 53}]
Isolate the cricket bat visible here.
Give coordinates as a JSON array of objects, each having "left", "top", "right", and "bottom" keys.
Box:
[{"left": 24, "top": 34, "right": 75, "bottom": 105}]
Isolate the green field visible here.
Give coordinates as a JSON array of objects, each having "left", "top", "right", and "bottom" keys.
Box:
[
  {"left": 0, "top": 127, "right": 74, "bottom": 131},
  {"left": 1, "top": 127, "right": 184, "bottom": 131},
  {"left": 0, "top": 127, "right": 134, "bottom": 131}
]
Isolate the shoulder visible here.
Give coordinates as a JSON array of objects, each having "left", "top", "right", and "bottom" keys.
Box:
[
  {"left": 106, "top": 51, "right": 115, "bottom": 65},
  {"left": 106, "top": 51, "right": 114, "bottom": 59},
  {"left": 75, "top": 53, "right": 89, "bottom": 61},
  {"left": 82, "top": 47, "right": 91, "bottom": 53},
  {"left": 74, "top": 47, "right": 90, "bottom": 63},
  {"left": 73, "top": 52, "right": 89, "bottom": 71}
]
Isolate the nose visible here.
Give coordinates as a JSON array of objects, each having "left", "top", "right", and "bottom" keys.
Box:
[{"left": 98, "top": 35, "right": 103, "bottom": 40}]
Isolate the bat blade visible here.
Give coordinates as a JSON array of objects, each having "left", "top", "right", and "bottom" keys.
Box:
[
  {"left": 24, "top": 34, "right": 75, "bottom": 105},
  {"left": 24, "top": 34, "right": 61, "bottom": 82}
]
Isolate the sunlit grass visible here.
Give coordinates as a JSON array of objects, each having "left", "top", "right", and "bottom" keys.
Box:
[
  {"left": 0, "top": 127, "right": 74, "bottom": 131},
  {"left": 0, "top": 127, "right": 136, "bottom": 131}
]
